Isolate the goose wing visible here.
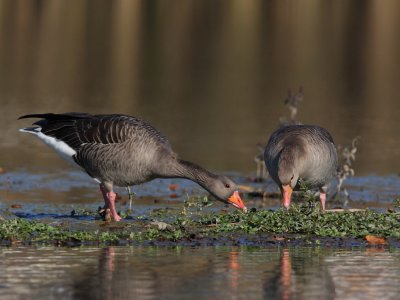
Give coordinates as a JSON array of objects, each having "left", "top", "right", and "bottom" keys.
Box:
[{"left": 18, "top": 113, "right": 169, "bottom": 151}]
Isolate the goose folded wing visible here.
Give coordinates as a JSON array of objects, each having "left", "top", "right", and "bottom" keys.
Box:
[{"left": 19, "top": 113, "right": 137, "bottom": 150}]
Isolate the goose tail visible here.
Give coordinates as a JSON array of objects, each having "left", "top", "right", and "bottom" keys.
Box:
[
  {"left": 18, "top": 114, "right": 55, "bottom": 120},
  {"left": 19, "top": 126, "right": 41, "bottom": 134}
]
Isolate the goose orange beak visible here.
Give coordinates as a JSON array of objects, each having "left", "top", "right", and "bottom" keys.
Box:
[
  {"left": 228, "top": 191, "right": 247, "bottom": 212},
  {"left": 282, "top": 184, "right": 293, "bottom": 209}
]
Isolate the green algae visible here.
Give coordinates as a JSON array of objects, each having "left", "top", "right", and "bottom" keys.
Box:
[
  {"left": 199, "top": 208, "right": 400, "bottom": 238},
  {"left": 1, "top": 203, "right": 399, "bottom": 246}
]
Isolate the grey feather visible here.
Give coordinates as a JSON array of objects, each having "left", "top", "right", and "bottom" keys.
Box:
[
  {"left": 264, "top": 124, "right": 338, "bottom": 190},
  {"left": 19, "top": 113, "right": 242, "bottom": 204}
]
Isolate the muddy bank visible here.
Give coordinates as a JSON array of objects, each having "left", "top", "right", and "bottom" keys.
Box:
[
  {"left": 1, "top": 170, "right": 400, "bottom": 248},
  {"left": 1, "top": 206, "right": 399, "bottom": 248}
]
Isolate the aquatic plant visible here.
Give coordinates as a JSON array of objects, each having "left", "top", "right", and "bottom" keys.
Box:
[
  {"left": 253, "top": 143, "right": 267, "bottom": 181},
  {"left": 280, "top": 86, "right": 303, "bottom": 125},
  {"left": 393, "top": 198, "right": 400, "bottom": 213},
  {"left": 252, "top": 87, "right": 304, "bottom": 181},
  {"left": 1, "top": 203, "right": 399, "bottom": 246},
  {"left": 200, "top": 205, "right": 400, "bottom": 238},
  {"left": 126, "top": 186, "right": 135, "bottom": 213},
  {"left": 334, "top": 136, "right": 361, "bottom": 205}
]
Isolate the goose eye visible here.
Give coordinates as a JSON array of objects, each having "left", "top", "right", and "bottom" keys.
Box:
[{"left": 225, "top": 184, "right": 230, "bottom": 188}]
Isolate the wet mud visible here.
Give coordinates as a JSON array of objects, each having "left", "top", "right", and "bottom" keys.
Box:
[{"left": 1, "top": 170, "right": 400, "bottom": 248}]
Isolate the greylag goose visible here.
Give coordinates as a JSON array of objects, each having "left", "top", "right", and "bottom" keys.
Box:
[
  {"left": 264, "top": 125, "right": 337, "bottom": 210},
  {"left": 19, "top": 113, "right": 247, "bottom": 221}
]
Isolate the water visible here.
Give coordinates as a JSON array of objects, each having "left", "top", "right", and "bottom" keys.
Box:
[
  {"left": 0, "top": 246, "right": 399, "bottom": 300},
  {"left": 1, "top": 2, "right": 400, "bottom": 299},
  {"left": 1, "top": 0, "right": 400, "bottom": 175},
  {"left": 1, "top": 170, "right": 398, "bottom": 218}
]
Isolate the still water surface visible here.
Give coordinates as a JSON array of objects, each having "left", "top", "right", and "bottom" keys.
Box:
[
  {"left": 1, "top": 3, "right": 400, "bottom": 299},
  {"left": 1, "top": 0, "right": 400, "bottom": 175},
  {"left": 1, "top": 169, "right": 399, "bottom": 215},
  {"left": 0, "top": 246, "right": 399, "bottom": 300}
]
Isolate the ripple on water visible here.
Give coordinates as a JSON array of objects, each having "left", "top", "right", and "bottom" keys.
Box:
[
  {"left": 1, "top": 170, "right": 399, "bottom": 220},
  {"left": 0, "top": 247, "right": 399, "bottom": 300}
]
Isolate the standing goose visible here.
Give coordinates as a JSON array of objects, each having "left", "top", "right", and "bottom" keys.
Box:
[
  {"left": 19, "top": 113, "right": 247, "bottom": 221},
  {"left": 264, "top": 125, "right": 337, "bottom": 210}
]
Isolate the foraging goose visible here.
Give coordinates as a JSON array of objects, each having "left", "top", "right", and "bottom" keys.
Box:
[
  {"left": 264, "top": 125, "right": 337, "bottom": 210},
  {"left": 19, "top": 113, "right": 247, "bottom": 221}
]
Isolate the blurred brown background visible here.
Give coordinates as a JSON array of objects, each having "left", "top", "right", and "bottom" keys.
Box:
[{"left": 1, "top": 0, "right": 399, "bottom": 175}]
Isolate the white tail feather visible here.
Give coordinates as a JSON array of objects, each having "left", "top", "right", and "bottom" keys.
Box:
[{"left": 20, "top": 127, "right": 77, "bottom": 165}]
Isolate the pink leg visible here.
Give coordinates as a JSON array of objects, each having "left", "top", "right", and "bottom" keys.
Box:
[
  {"left": 106, "top": 191, "right": 122, "bottom": 221},
  {"left": 99, "top": 184, "right": 122, "bottom": 221},
  {"left": 319, "top": 191, "right": 326, "bottom": 211},
  {"left": 100, "top": 185, "right": 110, "bottom": 208}
]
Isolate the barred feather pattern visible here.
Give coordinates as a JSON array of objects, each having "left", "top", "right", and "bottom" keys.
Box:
[
  {"left": 19, "top": 113, "right": 242, "bottom": 203},
  {"left": 20, "top": 113, "right": 171, "bottom": 151},
  {"left": 264, "top": 124, "right": 338, "bottom": 188},
  {"left": 19, "top": 113, "right": 173, "bottom": 186}
]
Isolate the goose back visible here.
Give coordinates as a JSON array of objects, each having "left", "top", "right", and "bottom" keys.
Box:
[
  {"left": 19, "top": 113, "right": 176, "bottom": 186},
  {"left": 19, "top": 112, "right": 248, "bottom": 214},
  {"left": 264, "top": 125, "right": 337, "bottom": 188}
]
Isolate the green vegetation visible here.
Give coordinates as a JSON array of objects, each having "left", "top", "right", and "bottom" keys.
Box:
[
  {"left": 0, "top": 218, "right": 121, "bottom": 243},
  {"left": 199, "top": 207, "right": 400, "bottom": 238},
  {"left": 1, "top": 202, "right": 399, "bottom": 246}
]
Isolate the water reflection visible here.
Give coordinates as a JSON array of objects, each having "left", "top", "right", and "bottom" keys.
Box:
[
  {"left": 0, "top": 246, "right": 399, "bottom": 299},
  {"left": 279, "top": 249, "right": 292, "bottom": 300}
]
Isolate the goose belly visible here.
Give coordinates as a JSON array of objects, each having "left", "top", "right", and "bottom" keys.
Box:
[
  {"left": 101, "top": 160, "right": 153, "bottom": 187},
  {"left": 76, "top": 143, "right": 156, "bottom": 187},
  {"left": 300, "top": 154, "right": 337, "bottom": 186}
]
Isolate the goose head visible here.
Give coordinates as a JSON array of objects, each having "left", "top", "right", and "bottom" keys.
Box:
[
  {"left": 278, "top": 167, "right": 299, "bottom": 209},
  {"left": 208, "top": 175, "right": 247, "bottom": 212}
]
